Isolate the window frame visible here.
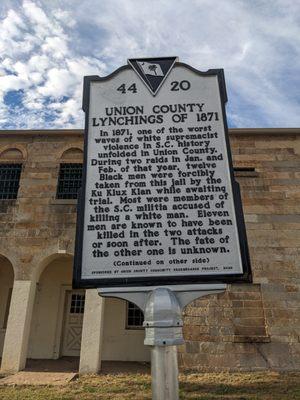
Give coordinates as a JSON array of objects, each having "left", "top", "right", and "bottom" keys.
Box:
[
  {"left": 56, "top": 162, "right": 83, "bottom": 200},
  {"left": 69, "top": 293, "right": 85, "bottom": 314},
  {"left": 0, "top": 163, "right": 22, "bottom": 200},
  {"left": 125, "top": 301, "right": 144, "bottom": 330}
]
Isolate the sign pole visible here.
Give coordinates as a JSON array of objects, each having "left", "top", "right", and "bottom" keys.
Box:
[
  {"left": 98, "top": 284, "right": 226, "bottom": 400},
  {"left": 151, "top": 346, "right": 179, "bottom": 400},
  {"left": 143, "top": 287, "right": 183, "bottom": 400}
]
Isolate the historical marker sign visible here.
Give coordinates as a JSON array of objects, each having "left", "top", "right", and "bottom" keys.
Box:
[{"left": 73, "top": 57, "right": 251, "bottom": 288}]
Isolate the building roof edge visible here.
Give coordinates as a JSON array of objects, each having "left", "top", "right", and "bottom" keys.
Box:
[
  {"left": 229, "top": 127, "right": 300, "bottom": 135},
  {"left": 0, "top": 129, "right": 84, "bottom": 136}
]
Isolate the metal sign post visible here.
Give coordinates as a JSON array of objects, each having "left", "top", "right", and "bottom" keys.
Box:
[
  {"left": 98, "top": 284, "right": 226, "bottom": 400},
  {"left": 73, "top": 56, "right": 252, "bottom": 399}
]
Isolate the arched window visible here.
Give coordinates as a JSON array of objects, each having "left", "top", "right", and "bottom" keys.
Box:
[{"left": 0, "top": 148, "right": 24, "bottom": 200}]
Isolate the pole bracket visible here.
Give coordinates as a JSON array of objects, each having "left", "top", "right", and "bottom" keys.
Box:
[{"left": 98, "top": 283, "right": 226, "bottom": 347}]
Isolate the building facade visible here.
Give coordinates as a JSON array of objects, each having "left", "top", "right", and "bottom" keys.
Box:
[{"left": 0, "top": 128, "right": 299, "bottom": 373}]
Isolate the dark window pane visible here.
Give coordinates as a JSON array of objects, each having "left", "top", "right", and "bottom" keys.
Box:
[
  {"left": 127, "top": 301, "right": 144, "bottom": 328},
  {"left": 56, "top": 163, "right": 82, "bottom": 199},
  {"left": 0, "top": 164, "right": 22, "bottom": 199},
  {"left": 70, "top": 293, "right": 85, "bottom": 314}
]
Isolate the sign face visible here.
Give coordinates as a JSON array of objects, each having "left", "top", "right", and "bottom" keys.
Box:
[{"left": 73, "top": 58, "right": 251, "bottom": 288}]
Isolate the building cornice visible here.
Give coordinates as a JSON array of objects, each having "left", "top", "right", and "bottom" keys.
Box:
[
  {"left": 229, "top": 128, "right": 300, "bottom": 135},
  {"left": 0, "top": 129, "right": 84, "bottom": 136}
]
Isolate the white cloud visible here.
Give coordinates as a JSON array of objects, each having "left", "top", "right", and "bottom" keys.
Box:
[
  {"left": 0, "top": 0, "right": 106, "bottom": 128},
  {"left": 0, "top": 74, "right": 25, "bottom": 93},
  {"left": 41, "top": 36, "right": 69, "bottom": 59},
  {"left": 38, "top": 68, "right": 75, "bottom": 97},
  {"left": 1, "top": 9, "right": 25, "bottom": 36},
  {"left": 22, "top": 0, "right": 49, "bottom": 31}
]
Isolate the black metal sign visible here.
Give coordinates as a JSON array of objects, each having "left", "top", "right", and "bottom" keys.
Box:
[{"left": 73, "top": 58, "right": 251, "bottom": 288}]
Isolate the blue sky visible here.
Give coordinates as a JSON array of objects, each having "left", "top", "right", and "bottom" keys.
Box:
[{"left": 0, "top": 0, "right": 299, "bottom": 129}]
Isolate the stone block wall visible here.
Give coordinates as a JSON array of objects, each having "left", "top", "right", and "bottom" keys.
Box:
[
  {"left": 178, "top": 129, "right": 300, "bottom": 370},
  {"left": 0, "top": 128, "right": 299, "bottom": 371},
  {"left": 0, "top": 131, "right": 82, "bottom": 281}
]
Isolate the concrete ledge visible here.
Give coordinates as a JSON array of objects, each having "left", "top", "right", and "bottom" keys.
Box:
[
  {"left": 0, "top": 371, "right": 78, "bottom": 386},
  {"left": 49, "top": 199, "right": 77, "bottom": 205},
  {"left": 232, "top": 335, "right": 271, "bottom": 343}
]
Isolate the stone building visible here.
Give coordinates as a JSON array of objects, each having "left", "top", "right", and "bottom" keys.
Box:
[{"left": 0, "top": 128, "right": 299, "bottom": 373}]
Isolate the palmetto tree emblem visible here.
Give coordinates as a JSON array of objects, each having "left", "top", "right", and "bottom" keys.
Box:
[
  {"left": 148, "top": 64, "right": 158, "bottom": 75},
  {"left": 128, "top": 57, "right": 177, "bottom": 95},
  {"left": 137, "top": 61, "right": 164, "bottom": 77}
]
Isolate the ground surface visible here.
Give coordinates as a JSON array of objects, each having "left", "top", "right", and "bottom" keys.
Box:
[{"left": 0, "top": 371, "right": 300, "bottom": 399}]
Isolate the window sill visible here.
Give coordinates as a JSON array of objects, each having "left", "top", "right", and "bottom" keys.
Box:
[
  {"left": 50, "top": 199, "right": 77, "bottom": 205},
  {"left": 234, "top": 171, "right": 259, "bottom": 178},
  {"left": 125, "top": 326, "right": 145, "bottom": 331},
  {"left": 0, "top": 199, "right": 17, "bottom": 203},
  {"left": 232, "top": 335, "right": 271, "bottom": 343}
]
